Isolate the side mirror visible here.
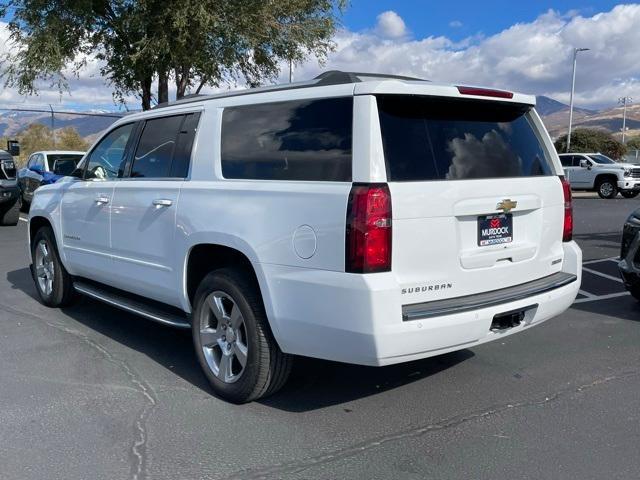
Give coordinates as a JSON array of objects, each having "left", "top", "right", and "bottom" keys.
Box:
[
  {"left": 29, "top": 165, "right": 44, "bottom": 175},
  {"left": 6, "top": 140, "right": 19, "bottom": 157},
  {"left": 579, "top": 159, "right": 590, "bottom": 169}
]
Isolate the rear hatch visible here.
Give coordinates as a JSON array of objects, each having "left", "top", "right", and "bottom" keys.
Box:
[{"left": 376, "top": 94, "right": 565, "bottom": 304}]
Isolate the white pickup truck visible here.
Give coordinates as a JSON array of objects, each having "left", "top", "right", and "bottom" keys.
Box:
[
  {"left": 27, "top": 71, "right": 581, "bottom": 402},
  {"left": 558, "top": 152, "right": 640, "bottom": 199}
]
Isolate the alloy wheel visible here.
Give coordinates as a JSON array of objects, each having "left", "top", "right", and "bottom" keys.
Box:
[
  {"left": 34, "top": 239, "right": 55, "bottom": 296},
  {"left": 199, "top": 291, "right": 248, "bottom": 383}
]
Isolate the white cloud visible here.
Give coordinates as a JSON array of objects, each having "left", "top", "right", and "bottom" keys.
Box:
[
  {"left": 375, "top": 11, "right": 408, "bottom": 39},
  {"left": 449, "top": 20, "right": 463, "bottom": 28},
  {"left": 3, "top": 5, "right": 640, "bottom": 110},
  {"left": 291, "top": 5, "right": 640, "bottom": 109}
]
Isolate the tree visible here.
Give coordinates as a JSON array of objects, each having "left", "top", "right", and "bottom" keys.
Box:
[
  {"left": 554, "top": 128, "right": 628, "bottom": 160},
  {"left": 18, "top": 124, "right": 55, "bottom": 161},
  {"left": 626, "top": 136, "right": 640, "bottom": 151},
  {"left": 1, "top": 1, "right": 346, "bottom": 110},
  {"left": 57, "top": 127, "right": 89, "bottom": 152}
]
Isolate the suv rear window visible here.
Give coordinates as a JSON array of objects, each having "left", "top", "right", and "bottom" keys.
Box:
[
  {"left": 377, "top": 95, "right": 553, "bottom": 181},
  {"left": 221, "top": 97, "right": 352, "bottom": 182}
]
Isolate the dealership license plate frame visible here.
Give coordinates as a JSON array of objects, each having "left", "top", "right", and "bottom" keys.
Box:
[{"left": 477, "top": 213, "right": 513, "bottom": 246}]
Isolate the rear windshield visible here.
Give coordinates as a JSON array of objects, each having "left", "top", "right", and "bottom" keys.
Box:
[
  {"left": 49, "top": 154, "right": 84, "bottom": 175},
  {"left": 377, "top": 95, "right": 553, "bottom": 181}
]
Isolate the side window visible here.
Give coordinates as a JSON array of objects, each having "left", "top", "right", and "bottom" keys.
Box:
[
  {"left": 85, "top": 123, "right": 135, "bottom": 180},
  {"left": 560, "top": 156, "right": 572, "bottom": 167},
  {"left": 170, "top": 113, "right": 200, "bottom": 178},
  {"left": 221, "top": 97, "right": 353, "bottom": 181},
  {"left": 27, "top": 154, "right": 35, "bottom": 168},
  {"left": 131, "top": 115, "right": 185, "bottom": 178}
]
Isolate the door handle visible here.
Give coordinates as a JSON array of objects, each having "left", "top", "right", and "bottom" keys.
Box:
[
  {"left": 152, "top": 199, "right": 173, "bottom": 207},
  {"left": 95, "top": 196, "right": 110, "bottom": 205}
]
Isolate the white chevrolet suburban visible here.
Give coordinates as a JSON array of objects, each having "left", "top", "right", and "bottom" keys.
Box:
[
  {"left": 28, "top": 71, "right": 581, "bottom": 403},
  {"left": 558, "top": 152, "right": 640, "bottom": 199}
]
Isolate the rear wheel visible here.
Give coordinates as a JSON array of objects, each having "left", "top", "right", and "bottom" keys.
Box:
[
  {"left": 0, "top": 198, "right": 20, "bottom": 226},
  {"left": 596, "top": 178, "right": 618, "bottom": 199},
  {"left": 192, "top": 268, "right": 292, "bottom": 403},
  {"left": 621, "top": 190, "right": 639, "bottom": 199},
  {"left": 31, "top": 226, "right": 76, "bottom": 307}
]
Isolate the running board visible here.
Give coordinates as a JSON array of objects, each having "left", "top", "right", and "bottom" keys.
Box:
[{"left": 73, "top": 281, "right": 191, "bottom": 329}]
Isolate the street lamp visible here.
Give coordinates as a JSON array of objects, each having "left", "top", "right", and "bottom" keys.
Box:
[
  {"left": 619, "top": 96, "right": 633, "bottom": 144},
  {"left": 567, "top": 47, "right": 590, "bottom": 152}
]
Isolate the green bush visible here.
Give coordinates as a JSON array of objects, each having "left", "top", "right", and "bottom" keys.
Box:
[{"left": 554, "top": 128, "right": 627, "bottom": 160}]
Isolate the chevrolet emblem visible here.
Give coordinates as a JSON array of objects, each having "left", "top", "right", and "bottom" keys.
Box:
[{"left": 496, "top": 199, "right": 517, "bottom": 213}]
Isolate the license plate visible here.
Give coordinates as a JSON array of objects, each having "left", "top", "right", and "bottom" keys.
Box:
[{"left": 478, "top": 214, "right": 512, "bottom": 246}]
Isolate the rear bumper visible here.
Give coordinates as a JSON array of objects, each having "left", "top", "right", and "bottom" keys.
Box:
[{"left": 261, "top": 241, "right": 582, "bottom": 366}]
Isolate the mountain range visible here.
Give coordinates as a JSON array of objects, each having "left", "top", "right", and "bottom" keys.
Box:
[{"left": 1, "top": 95, "right": 639, "bottom": 146}]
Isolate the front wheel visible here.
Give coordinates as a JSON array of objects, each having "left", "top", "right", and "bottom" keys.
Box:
[
  {"left": 192, "top": 268, "right": 292, "bottom": 403},
  {"left": 31, "top": 226, "right": 76, "bottom": 307},
  {"left": 621, "top": 190, "right": 640, "bottom": 199},
  {"left": 596, "top": 179, "right": 618, "bottom": 199}
]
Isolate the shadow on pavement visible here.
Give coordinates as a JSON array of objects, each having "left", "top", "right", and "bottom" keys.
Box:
[
  {"left": 261, "top": 349, "right": 474, "bottom": 412},
  {"left": 572, "top": 293, "right": 640, "bottom": 322},
  {"left": 6, "top": 267, "right": 40, "bottom": 302},
  {"left": 7, "top": 266, "right": 474, "bottom": 411}
]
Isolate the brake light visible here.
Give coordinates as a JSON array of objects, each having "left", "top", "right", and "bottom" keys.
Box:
[
  {"left": 457, "top": 86, "right": 514, "bottom": 99},
  {"left": 346, "top": 184, "right": 392, "bottom": 273},
  {"left": 560, "top": 176, "right": 573, "bottom": 242}
]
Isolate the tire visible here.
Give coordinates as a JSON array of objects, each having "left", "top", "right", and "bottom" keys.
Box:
[
  {"left": 30, "top": 226, "right": 76, "bottom": 307},
  {"left": 20, "top": 193, "right": 30, "bottom": 213},
  {"left": 628, "top": 284, "right": 640, "bottom": 302},
  {"left": 0, "top": 198, "right": 20, "bottom": 226},
  {"left": 596, "top": 178, "right": 618, "bottom": 199},
  {"left": 621, "top": 190, "right": 640, "bottom": 199},
  {"left": 192, "top": 268, "right": 292, "bottom": 403}
]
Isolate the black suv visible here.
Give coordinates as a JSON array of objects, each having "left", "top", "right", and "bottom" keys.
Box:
[
  {"left": 0, "top": 150, "right": 20, "bottom": 226},
  {"left": 619, "top": 210, "right": 640, "bottom": 300}
]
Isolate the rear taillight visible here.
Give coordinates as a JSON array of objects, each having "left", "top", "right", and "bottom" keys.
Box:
[
  {"left": 457, "top": 86, "right": 514, "bottom": 99},
  {"left": 346, "top": 184, "right": 392, "bottom": 273},
  {"left": 560, "top": 176, "right": 573, "bottom": 242}
]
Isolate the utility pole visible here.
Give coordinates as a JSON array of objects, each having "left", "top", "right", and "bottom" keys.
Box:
[
  {"left": 289, "top": 58, "right": 293, "bottom": 83},
  {"left": 567, "top": 47, "right": 590, "bottom": 152},
  {"left": 49, "top": 104, "right": 55, "bottom": 148},
  {"left": 619, "top": 96, "right": 632, "bottom": 144}
]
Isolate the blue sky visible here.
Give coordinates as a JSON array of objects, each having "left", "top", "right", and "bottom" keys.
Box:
[
  {"left": 2, "top": 2, "right": 640, "bottom": 110},
  {"left": 341, "top": 1, "right": 620, "bottom": 40}
]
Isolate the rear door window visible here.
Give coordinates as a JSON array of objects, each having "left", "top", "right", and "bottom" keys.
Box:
[
  {"left": 560, "top": 156, "right": 572, "bottom": 167},
  {"left": 221, "top": 97, "right": 352, "bottom": 181},
  {"left": 130, "top": 113, "right": 200, "bottom": 179},
  {"left": 377, "top": 95, "right": 553, "bottom": 181}
]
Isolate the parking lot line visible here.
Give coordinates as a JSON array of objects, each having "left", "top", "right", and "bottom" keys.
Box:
[
  {"left": 581, "top": 266, "right": 623, "bottom": 283},
  {"left": 573, "top": 291, "right": 630, "bottom": 304},
  {"left": 582, "top": 256, "right": 618, "bottom": 265},
  {"left": 578, "top": 289, "right": 596, "bottom": 298}
]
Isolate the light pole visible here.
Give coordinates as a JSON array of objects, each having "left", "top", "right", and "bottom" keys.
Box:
[
  {"left": 567, "top": 47, "right": 590, "bottom": 152},
  {"left": 618, "top": 96, "right": 632, "bottom": 144}
]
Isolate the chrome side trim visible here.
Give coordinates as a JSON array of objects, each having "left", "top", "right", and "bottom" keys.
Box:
[
  {"left": 74, "top": 282, "right": 190, "bottom": 329},
  {"left": 402, "top": 272, "right": 577, "bottom": 321}
]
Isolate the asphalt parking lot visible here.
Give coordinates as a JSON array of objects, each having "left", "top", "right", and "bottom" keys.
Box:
[{"left": 1, "top": 196, "right": 639, "bottom": 480}]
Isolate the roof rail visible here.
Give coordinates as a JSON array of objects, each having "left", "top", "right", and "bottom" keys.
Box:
[{"left": 151, "top": 70, "right": 428, "bottom": 109}]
